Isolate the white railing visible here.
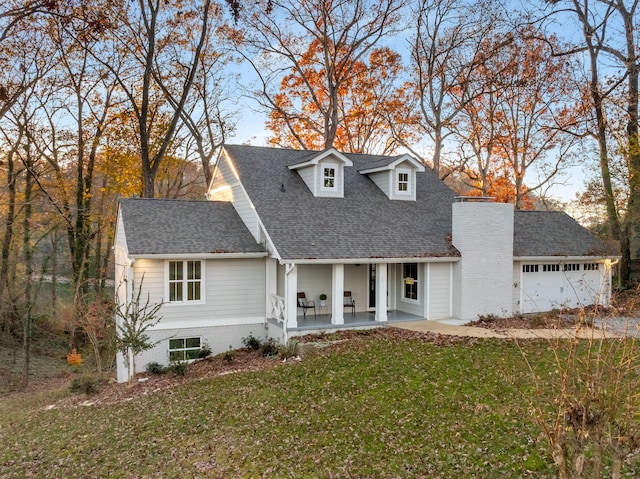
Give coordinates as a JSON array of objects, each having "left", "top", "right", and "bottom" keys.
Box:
[{"left": 269, "top": 294, "right": 285, "bottom": 323}]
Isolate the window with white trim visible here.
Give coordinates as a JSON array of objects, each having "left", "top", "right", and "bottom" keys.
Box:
[
  {"left": 584, "top": 263, "right": 599, "bottom": 271},
  {"left": 168, "top": 260, "right": 202, "bottom": 302},
  {"left": 323, "top": 166, "right": 336, "bottom": 189},
  {"left": 563, "top": 263, "right": 580, "bottom": 272},
  {"left": 543, "top": 264, "right": 560, "bottom": 272},
  {"left": 403, "top": 263, "right": 419, "bottom": 300},
  {"left": 169, "top": 337, "right": 201, "bottom": 362},
  {"left": 398, "top": 172, "right": 409, "bottom": 191},
  {"left": 523, "top": 264, "right": 539, "bottom": 273}
]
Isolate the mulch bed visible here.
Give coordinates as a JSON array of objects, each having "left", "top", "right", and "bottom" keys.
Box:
[{"left": 40, "top": 328, "right": 479, "bottom": 410}]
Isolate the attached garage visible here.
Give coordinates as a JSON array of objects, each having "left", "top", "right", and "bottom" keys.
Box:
[{"left": 518, "top": 262, "right": 610, "bottom": 314}]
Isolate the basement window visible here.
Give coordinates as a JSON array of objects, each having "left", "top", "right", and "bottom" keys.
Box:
[{"left": 169, "top": 337, "right": 201, "bottom": 362}]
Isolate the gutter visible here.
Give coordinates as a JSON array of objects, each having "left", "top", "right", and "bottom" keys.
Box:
[
  {"left": 513, "top": 255, "right": 621, "bottom": 262},
  {"left": 279, "top": 256, "right": 460, "bottom": 265},
  {"left": 129, "top": 252, "right": 268, "bottom": 260}
]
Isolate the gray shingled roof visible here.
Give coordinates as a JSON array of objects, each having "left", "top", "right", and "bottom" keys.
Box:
[
  {"left": 119, "top": 198, "right": 265, "bottom": 255},
  {"left": 223, "top": 144, "right": 459, "bottom": 260},
  {"left": 514, "top": 211, "right": 612, "bottom": 257}
]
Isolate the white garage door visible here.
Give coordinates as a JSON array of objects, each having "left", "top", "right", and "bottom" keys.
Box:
[{"left": 521, "top": 264, "right": 605, "bottom": 314}]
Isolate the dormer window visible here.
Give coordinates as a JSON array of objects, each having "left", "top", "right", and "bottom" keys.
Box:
[
  {"left": 323, "top": 166, "right": 336, "bottom": 189},
  {"left": 360, "top": 156, "right": 424, "bottom": 201},
  {"left": 397, "top": 171, "right": 409, "bottom": 192},
  {"left": 287, "top": 149, "right": 353, "bottom": 198}
]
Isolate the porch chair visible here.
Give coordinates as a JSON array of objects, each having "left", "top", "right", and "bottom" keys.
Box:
[
  {"left": 343, "top": 291, "right": 356, "bottom": 316},
  {"left": 297, "top": 292, "right": 316, "bottom": 319}
]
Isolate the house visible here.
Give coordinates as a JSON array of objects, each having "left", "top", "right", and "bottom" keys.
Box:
[{"left": 114, "top": 144, "right": 616, "bottom": 382}]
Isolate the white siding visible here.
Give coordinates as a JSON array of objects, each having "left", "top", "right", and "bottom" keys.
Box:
[
  {"left": 317, "top": 159, "right": 343, "bottom": 198},
  {"left": 344, "top": 264, "right": 368, "bottom": 312},
  {"left": 297, "top": 165, "right": 316, "bottom": 196},
  {"left": 113, "top": 209, "right": 129, "bottom": 308},
  {"left": 389, "top": 161, "right": 417, "bottom": 201},
  {"left": 428, "top": 263, "right": 451, "bottom": 319},
  {"left": 367, "top": 171, "right": 392, "bottom": 199},
  {"left": 209, "top": 155, "right": 261, "bottom": 240},
  {"left": 132, "top": 257, "right": 266, "bottom": 326},
  {"left": 297, "top": 264, "right": 332, "bottom": 309}
]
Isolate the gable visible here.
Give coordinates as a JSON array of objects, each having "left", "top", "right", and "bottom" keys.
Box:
[
  {"left": 359, "top": 155, "right": 425, "bottom": 201},
  {"left": 287, "top": 149, "right": 353, "bottom": 198}
]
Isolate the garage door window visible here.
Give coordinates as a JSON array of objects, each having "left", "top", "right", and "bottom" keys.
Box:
[
  {"left": 523, "top": 264, "right": 539, "bottom": 273},
  {"left": 543, "top": 264, "right": 560, "bottom": 272}
]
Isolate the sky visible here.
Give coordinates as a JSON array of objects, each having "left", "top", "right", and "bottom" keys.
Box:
[
  {"left": 228, "top": 93, "right": 590, "bottom": 206},
  {"left": 221, "top": 3, "right": 599, "bottom": 208}
]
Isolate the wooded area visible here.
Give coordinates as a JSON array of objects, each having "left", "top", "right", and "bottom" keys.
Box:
[{"left": 1, "top": 0, "right": 639, "bottom": 386}]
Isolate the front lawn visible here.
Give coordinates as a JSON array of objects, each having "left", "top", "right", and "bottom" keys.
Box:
[{"left": 1, "top": 330, "right": 637, "bottom": 478}]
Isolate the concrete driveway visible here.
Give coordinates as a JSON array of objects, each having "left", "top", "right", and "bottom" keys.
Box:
[{"left": 392, "top": 319, "right": 621, "bottom": 339}]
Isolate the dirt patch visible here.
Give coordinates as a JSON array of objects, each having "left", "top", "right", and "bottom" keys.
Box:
[{"left": 49, "top": 348, "right": 284, "bottom": 409}]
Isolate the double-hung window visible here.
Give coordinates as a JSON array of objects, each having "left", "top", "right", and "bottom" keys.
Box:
[
  {"left": 168, "top": 260, "right": 202, "bottom": 302},
  {"left": 323, "top": 166, "right": 336, "bottom": 189},
  {"left": 403, "top": 263, "right": 419, "bottom": 301},
  {"left": 398, "top": 172, "right": 409, "bottom": 192}
]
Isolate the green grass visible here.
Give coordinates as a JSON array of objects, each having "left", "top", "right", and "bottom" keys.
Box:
[{"left": 0, "top": 335, "right": 638, "bottom": 478}]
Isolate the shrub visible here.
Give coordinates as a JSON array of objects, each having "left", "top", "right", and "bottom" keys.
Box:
[
  {"left": 477, "top": 314, "right": 499, "bottom": 323},
  {"left": 242, "top": 333, "right": 262, "bottom": 351},
  {"left": 198, "top": 342, "right": 213, "bottom": 359},
  {"left": 69, "top": 375, "right": 101, "bottom": 395},
  {"left": 223, "top": 346, "right": 235, "bottom": 363},
  {"left": 146, "top": 362, "right": 167, "bottom": 374},
  {"left": 259, "top": 338, "right": 279, "bottom": 357},
  {"left": 167, "top": 361, "right": 188, "bottom": 376},
  {"left": 66, "top": 348, "right": 83, "bottom": 368}
]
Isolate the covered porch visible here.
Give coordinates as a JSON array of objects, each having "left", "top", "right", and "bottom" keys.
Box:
[
  {"left": 266, "top": 258, "right": 455, "bottom": 339},
  {"left": 267, "top": 309, "right": 426, "bottom": 338}
]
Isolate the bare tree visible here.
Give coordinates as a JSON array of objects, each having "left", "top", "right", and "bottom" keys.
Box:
[
  {"left": 409, "top": 0, "right": 499, "bottom": 175},
  {"left": 92, "top": 0, "right": 215, "bottom": 198}
]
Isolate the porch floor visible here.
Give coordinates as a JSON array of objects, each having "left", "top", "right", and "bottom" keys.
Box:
[{"left": 291, "top": 310, "right": 424, "bottom": 332}]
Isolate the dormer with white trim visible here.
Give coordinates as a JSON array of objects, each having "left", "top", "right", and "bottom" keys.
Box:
[
  {"left": 287, "top": 148, "right": 353, "bottom": 198},
  {"left": 359, "top": 154, "right": 425, "bottom": 201}
]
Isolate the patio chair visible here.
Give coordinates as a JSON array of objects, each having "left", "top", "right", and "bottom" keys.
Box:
[
  {"left": 297, "top": 292, "right": 316, "bottom": 319},
  {"left": 343, "top": 291, "right": 356, "bottom": 316}
]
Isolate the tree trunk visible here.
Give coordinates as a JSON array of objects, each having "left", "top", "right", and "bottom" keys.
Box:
[
  {"left": 21, "top": 160, "right": 34, "bottom": 388},
  {"left": 621, "top": 2, "right": 639, "bottom": 283}
]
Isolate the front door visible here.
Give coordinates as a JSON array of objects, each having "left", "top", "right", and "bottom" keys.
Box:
[{"left": 369, "top": 264, "right": 376, "bottom": 308}]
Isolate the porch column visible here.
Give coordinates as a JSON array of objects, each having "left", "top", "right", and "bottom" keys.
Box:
[
  {"left": 265, "top": 258, "right": 277, "bottom": 316},
  {"left": 284, "top": 263, "right": 298, "bottom": 329},
  {"left": 331, "top": 264, "right": 344, "bottom": 325},
  {"left": 375, "top": 263, "right": 388, "bottom": 322}
]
